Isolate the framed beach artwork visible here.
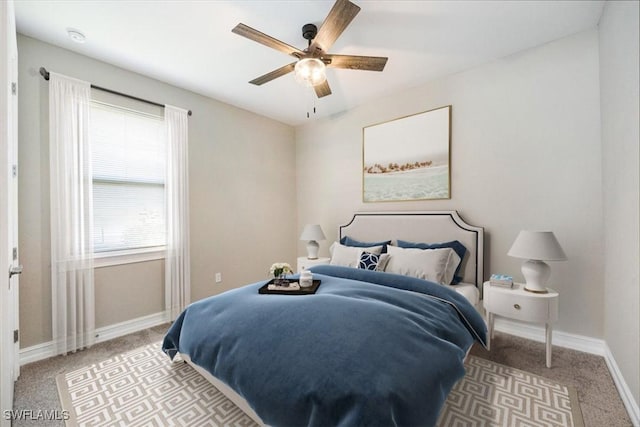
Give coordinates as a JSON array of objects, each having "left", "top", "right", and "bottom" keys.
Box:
[{"left": 362, "top": 105, "right": 451, "bottom": 202}]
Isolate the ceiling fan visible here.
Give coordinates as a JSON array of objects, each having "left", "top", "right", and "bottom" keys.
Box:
[{"left": 232, "top": 0, "right": 388, "bottom": 98}]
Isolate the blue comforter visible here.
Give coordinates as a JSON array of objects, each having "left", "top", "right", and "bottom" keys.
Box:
[{"left": 162, "top": 265, "right": 487, "bottom": 427}]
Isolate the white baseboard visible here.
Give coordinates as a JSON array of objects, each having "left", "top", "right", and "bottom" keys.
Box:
[
  {"left": 493, "top": 318, "right": 606, "bottom": 355},
  {"left": 19, "top": 310, "right": 169, "bottom": 366},
  {"left": 603, "top": 343, "right": 640, "bottom": 427},
  {"left": 19, "top": 341, "right": 57, "bottom": 367},
  {"left": 494, "top": 318, "right": 639, "bottom": 425},
  {"left": 93, "top": 311, "right": 170, "bottom": 344}
]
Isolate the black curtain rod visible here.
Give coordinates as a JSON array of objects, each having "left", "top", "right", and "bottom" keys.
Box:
[{"left": 39, "top": 67, "right": 192, "bottom": 116}]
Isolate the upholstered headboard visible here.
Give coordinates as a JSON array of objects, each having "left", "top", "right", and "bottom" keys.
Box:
[{"left": 339, "top": 211, "right": 484, "bottom": 289}]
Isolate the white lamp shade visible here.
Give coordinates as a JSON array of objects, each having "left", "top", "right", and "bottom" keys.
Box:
[
  {"left": 507, "top": 231, "right": 567, "bottom": 261},
  {"left": 300, "top": 224, "right": 326, "bottom": 242}
]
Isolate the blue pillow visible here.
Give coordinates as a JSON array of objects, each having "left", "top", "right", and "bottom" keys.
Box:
[
  {"left": 358, "top": 252, "right": 380, "bottom": 270},
  {"left": 397, "top": 239, "right": 467, "bottom": 284},
  {"left": 340, "top": 236, "right": 392, "bottom": 253}
]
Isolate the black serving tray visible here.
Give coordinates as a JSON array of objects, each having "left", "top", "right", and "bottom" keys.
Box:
[{"left": 259, "top": 279, "right": 321, "bottom": 295}]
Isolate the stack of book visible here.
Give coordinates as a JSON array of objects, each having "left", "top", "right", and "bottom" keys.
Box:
[{"left": 490, "top": 273, "right": 513, "bottom": 288}]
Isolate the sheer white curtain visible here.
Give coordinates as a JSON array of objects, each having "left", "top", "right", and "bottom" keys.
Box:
[
  {"left": 49, "top": 72, "right": 94, "bottom": 355},
  {"left": 165, "top": 105, "right": 190, "bottom": 320}
]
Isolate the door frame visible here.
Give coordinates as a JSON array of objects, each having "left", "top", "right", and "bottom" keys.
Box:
[{"left": 0, "top": 0, "right": 18, "bottom": 424}]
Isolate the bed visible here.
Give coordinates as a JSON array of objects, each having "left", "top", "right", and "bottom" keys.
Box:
[{"left": 162, "top": 211, "right": 487, "bottom": 426}]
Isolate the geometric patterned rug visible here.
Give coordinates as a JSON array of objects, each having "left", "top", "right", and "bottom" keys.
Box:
[
  {"left": 438, "top": 356, "right": 584, "bottom": 427},
  {"left": 56, "top": 342, "right": 255, "bottom": 427},
  {"left": 57, "top": 341, "right": 584, "bottom": 427}
]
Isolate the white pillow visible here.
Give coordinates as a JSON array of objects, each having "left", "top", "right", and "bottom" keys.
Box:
[
  {"left": 329, "top": 242, "right": 383, "bottom": 268},
  {"left": 385, "top": 245, "right": 461, "bottom": 285},
  {"left": 376, "top": 253, "right": 391, "bottom": 272}
]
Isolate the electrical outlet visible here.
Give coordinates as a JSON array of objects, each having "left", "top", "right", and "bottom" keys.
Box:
[{"left": 215, "top": 273, "right": 222, "bottom": 283}]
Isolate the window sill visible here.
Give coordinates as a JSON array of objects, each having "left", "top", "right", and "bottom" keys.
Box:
[{"left": 94, "top": 247, "right": 165, "bottom": 268}]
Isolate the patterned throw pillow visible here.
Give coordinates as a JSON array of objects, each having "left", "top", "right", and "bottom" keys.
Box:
[{"left": 358, "top": 252, "right": 380, "bottom": 270}]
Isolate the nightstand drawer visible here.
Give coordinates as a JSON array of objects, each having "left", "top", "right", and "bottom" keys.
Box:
[{"left": 486, "top": 290, "right": 551, "bottom": 323}]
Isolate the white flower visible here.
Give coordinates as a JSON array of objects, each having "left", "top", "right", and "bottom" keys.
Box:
[{"left": 270, "top": 262, "right": 293, "bottom": 277}]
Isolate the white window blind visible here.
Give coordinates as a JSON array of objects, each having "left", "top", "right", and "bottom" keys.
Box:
[{"left": 90, "top": 102, "right": 166, "bottom": 253}]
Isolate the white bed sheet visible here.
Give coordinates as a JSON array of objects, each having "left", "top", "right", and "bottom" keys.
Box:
[{"left": 451, "top": 282, "right": 479, "bottom": 307}]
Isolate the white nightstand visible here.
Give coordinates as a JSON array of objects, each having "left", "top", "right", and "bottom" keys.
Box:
[
  {"left": 483, "top": 281, "right": 559, "bottom": 368},
  {"left": 297, "top": 256, "right": 330, "bottom": 273}
]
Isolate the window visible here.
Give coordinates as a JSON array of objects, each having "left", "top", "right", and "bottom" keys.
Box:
[{"left": 90, "top": 102, "right": 166, "bottom": 254}]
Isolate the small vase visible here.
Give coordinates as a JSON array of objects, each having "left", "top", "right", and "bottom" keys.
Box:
[{"left": 274, "top": 273, "right": 289, "bottom": 286}]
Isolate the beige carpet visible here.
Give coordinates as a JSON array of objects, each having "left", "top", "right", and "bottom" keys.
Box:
[{"left": 56, "top": 341, "right": 584, "bottom": 427}]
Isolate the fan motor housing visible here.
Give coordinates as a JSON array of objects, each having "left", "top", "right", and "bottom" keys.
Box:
[{"left": 302, "top": 23, "right": 318, "bottom": 41}]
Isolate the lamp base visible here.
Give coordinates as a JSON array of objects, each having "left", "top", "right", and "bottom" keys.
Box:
[
  {"left": 306, "top": 240, "right": 319, "bottom": 260},
  {"left": 521, "top": 259, "right": 551, "bottom": 294}
]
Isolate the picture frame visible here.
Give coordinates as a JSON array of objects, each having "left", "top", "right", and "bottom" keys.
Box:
[{"left": 362, "top": 105, "right": 451, "bottom": 202}]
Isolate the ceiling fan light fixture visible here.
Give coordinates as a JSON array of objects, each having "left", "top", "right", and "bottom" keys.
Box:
[
  {"left": 294, "top": 58, "right": 327, "bottom": 87},
  {"left": 232, "top": 0, "right": 386, "bottom": 99}
]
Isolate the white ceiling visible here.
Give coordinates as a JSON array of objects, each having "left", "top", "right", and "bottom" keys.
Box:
[{"left": 15, "top": 0, "right": 604, "bottom": 126}]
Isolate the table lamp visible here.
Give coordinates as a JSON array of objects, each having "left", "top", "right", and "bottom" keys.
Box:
[
  {"left": 300, "top": 224, "right": 326, "bottom": 260},
  {"left": 507, "top": 231, "right": 567, "bottom": 293}
]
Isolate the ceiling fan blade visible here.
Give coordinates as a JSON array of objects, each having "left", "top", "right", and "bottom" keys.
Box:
[
  {"left": 249, "top": 62, "right": 296, "bottom": 86},
  {"left": 233, "top": 23, "right": 304, "bottom": 58},
  {"left": 325, "top": 54, "right": 388, "bottom": 71},
  {"left": 309, "top": 0, "right": 361, "bottom": 53},
  {"left": 314, "top": 80, "right": 332, "bottom": 98}
]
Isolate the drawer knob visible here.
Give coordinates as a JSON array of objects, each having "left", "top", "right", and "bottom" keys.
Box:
[{"left": 513, "top": 303, "right": 521, "bottom": 310}]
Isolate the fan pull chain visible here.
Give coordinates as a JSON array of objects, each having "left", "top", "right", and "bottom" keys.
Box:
[
  {"left": 306, "top": 106, "right": 317, "bottom": 119},
  {"left": 306, "top": 87, "right": 317, "bottom": 119}
]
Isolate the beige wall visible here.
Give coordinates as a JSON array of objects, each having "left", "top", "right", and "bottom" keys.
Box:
[
  {"left": 94, "top": 261, "right": 164, "bottom": 329},
  {"left": 17, "top": 35, "right": 296, "bottom": 348},
  {"left": 599, "top": 0, "right": 640, "bottom": 408},
  {"left": 296, "top": 29, "right": 604, "bottom": 338}
]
